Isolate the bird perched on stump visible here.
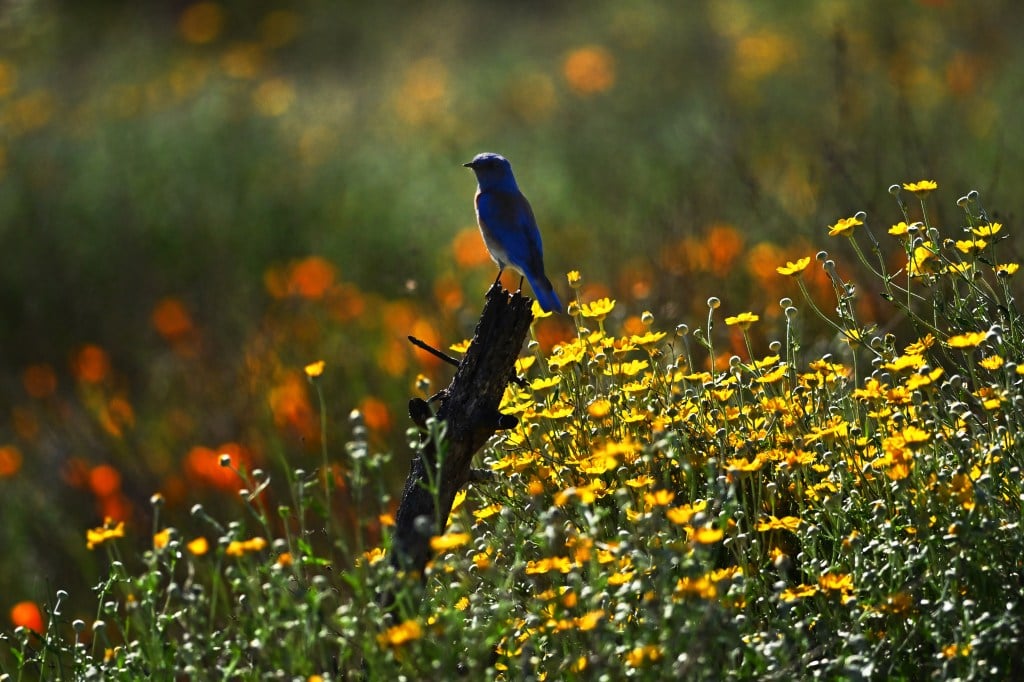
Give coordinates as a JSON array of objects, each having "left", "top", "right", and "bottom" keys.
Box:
[{"left": 464, "top": 152, "right": 563, "bottom": 313}]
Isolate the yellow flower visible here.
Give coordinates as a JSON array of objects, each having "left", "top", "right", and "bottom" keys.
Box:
[
  {"left": 579, "top": 297, "right": 616, "bottom": 320},
  {"left": 531, "top": 300, "right": 553, "bottom": 319},
  {"left": 971, "top": 222, "right": 1002, "bottom": 237},
  {"left": 530, "top": 375, "right": 561, "bottom": 391},
  {"left": 587, "top": 398, "right": 612, "bottom": 419},
  {"left": 904, "top": 333, "right": 936, "bottom": 355},
  {"left": 776, "top": 257, "right": 810, "bottom": 276},
  {"left": 303, "top": 360, "right": 325, "bottom": 378},
  {"left": 86, "top": 518, "right": 125, "bottom": 550},
  {"left": 515, "top": 355, "right": 536, "bottom": 373},
  {"left": 526, "top": 556, "right": 574, "bottom": 574},
  {"left": 828, "top": 216, "right": 862, "bottom": 237},
  {"left": 818, "top": 572, "right": 854, "bottom": 592},
  {"left": 362, "top": 547, "right": 386, "bottom": 565},
  {"left": 625, "top": 474, "right": 654, "bottom": 488},
  {"left": 630, "top": 330, "right": 667, "bottom": 346},
  {"left": 676, "top": 576, "right": 717, "bottom": 599},
  {"left": 643, "top": 489, "right": 675, "bottom": 508},
  {"left": 613, "top": 378, "right": 646, "bottom": 397},
  {"left": 377, "top": 620, "right": 422, "bottom": 647},
  {"left": 888, "top": 221, "right": 912, "bottom": 237},
  {"left": 153, "top": 528, "right": 172, "bottom": 550},
  {"left": 187, "top": 537, "right": 209, "bottom": 556},
  {"left": 954, "top": 238, "right": 987, "bottom": 254},
  {"left": 225, "top": 536, "right": 267, "bottom": 557},
  {"left": 574, "top": 610, "right": 604, "bottom": 631},
  {"left": 607, "top": 570, "right": 634, "bottom": 586},
  {"left": 472, "top": 550, "right": 492, "bottom": 570},
  {"left": 756, "top": 364, "right": 788, "bottom": 384},
  {"left": 724, "top": 312, "right": 759, "bottom": 329},
  {"left": 780, "top": 584, "right": 818, "bottom": 601},
  {"left": 756, "top": 515, "right": 802, "bottom": 532},
  {"left": 883, "top": 353, "right": 926, "bottom": 373},
  {"left": 604, "top": 359, "right": 649, "bottom": 377},
  {"left": 567, "top": 270, "right": 583, "bottom": 288},
  {"left": 691, "top": 526, "right": 724, "bottom": 544},
  {"left": 902, "top": 180, "right": 937, "bottom": 194},
  {"left": 975, "top": 386, "right": 1006, "bottom": 410},
  {"left": 539, "top": 402, "right": 574, "bottom": 419},
  {"left": 725, "top": 455, "right": 764, "bottom": 473},
  {"left": 472, "top": 503, "right": 502, "bottom": 521},
  {"left": 979, "top": 355, "right": 1004, "bottom": 370},
  {"left": 904, "top": 367, "right": 943, "bottom": 391},
  {"left": 996, "top": 263, "right": 1019, "bottom": 277},
  {"left": 449, "top": 339, "right": 471, "bottom": 353},
  {"left": 942, "top": 643, "right": 972, "bottom": 659},
  {"left": 947, "top": 331, "right": 987, "bottom": 348},
  {"left": 548, "top": 339, "right": 587, "bottom": 371},
  {"left": 626, "top": 645, "right": 663, "bottom": 667},
  {"left": 665, "top": 500, "right": 707, "bottom": 525},
  {"left": 908, "top": 242, "right": 939, "bottom": 276},
  {"left": 900, "top": 424, "right": 931, "bottom": 446}
]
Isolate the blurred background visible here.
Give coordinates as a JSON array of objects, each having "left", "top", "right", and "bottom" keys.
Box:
[{"left": 2, "top": 0, "right": 1022, "bottom": 612}]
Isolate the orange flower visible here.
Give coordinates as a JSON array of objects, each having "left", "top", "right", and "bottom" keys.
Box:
[
  {"left": 10, "top": 600, "right": 44, "bottom": 633},
  {"left": 151, "top": 297, "right": 194, "bottom": 341},
  {"left": 359, "top": 396, "right": 392, "bottom": 432},
  {"left": 452, "top": 226, "right": 492, "bottom": 268},
  {"left": 0, "top": 445, "right": 23, "bottom": 477},
  {"left": 563, "top": 46, "right": 616, "bottom": 95},
  {"left": 268, "top": 373, "right": 317, "bottom": 439},
  {"left": 22, "top": 363, "right": 57, "bottom": 398},
  {"left": 707, "top": 224, "right": 744, "bottom": 275},
  {"left": 73, "top": 345, "right": 110, "bottom": 383},
  {"left": 89, "top": 464, "right": 122, "bottom": 498},
  {"left": 185, "top": 443, "right": 248, "bottom": 490},
  {"left": 288, "top": 256, "right": 337, "bottom": 299}
]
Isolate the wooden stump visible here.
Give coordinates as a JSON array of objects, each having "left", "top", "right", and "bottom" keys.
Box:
[{"left": 388, "top": 282, "right": 534, "bottom": 583}]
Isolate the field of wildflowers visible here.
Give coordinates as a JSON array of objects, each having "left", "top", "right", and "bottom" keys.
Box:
[
  {"left": 7, "top": 181, "right": 1024, "bottom": 678},
  {"left": 3, "top": 0, "right": 1024, "bottom": 679}
]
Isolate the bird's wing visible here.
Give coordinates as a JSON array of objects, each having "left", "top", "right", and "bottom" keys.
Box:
[{"left": 477, "top": 189, "right": 547, "bottom": 275}]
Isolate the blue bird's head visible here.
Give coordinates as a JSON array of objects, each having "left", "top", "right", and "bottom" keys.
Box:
[{"left": 463, "top": 152, "right": 518, "bottom": 191}]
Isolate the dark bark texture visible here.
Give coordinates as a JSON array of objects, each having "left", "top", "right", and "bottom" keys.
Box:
[{"left": 389, "top": 283, "right": 534, "bottom": 577}]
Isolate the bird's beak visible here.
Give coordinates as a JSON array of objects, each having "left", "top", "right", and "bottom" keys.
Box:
[{"left": 462, "top": 161, "right": 475, "bottom": 168}]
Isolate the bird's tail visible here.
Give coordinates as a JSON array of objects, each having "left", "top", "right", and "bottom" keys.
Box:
[{"left": 527, "top": 273, "right": 563, "bottom": 313}]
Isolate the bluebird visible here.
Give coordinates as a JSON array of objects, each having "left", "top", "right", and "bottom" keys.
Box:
[{"left": 464, "top": 152, "right": 563, "bottom": 313}]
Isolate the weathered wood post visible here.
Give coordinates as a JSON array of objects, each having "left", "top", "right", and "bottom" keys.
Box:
[{"left": 387, "top": 282, "right": 534, "bottom": 583}]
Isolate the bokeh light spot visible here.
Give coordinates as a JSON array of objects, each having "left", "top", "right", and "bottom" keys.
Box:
[
  {"left": 563, "top": 46, "right": 616, "bottom": 95},
  {"left": 179, "top": 2, "right": 225, "bottom": 45}
]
